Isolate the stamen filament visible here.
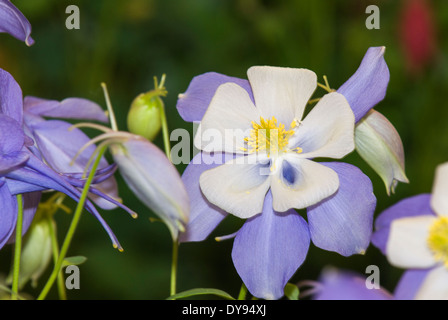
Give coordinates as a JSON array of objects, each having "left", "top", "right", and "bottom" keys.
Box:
[
  {"left": 101, "top": 82, "right": 118, "bottom": 132},
  {"left": 69, "top": 122, "right": 113, "bottom": 134},
  {"left": 70, "top": 132, "right": 133, "bottom": 166},
  {"left": 243, "top": 116, "right": 299, "bottom": 156}
]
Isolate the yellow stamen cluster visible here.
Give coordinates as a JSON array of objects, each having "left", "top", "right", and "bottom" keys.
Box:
[
  {"left": 427, "top": 217, "right": 448, "bottom": 268},
  {"left": 241, "top": 116, "right": 302, "bottom": 156}
]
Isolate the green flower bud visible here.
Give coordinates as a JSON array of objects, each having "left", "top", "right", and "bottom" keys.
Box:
[
  {"left": 127, "top": 76, "right": 168, "bottom": 141},
  {"left": 7, "top": 214, "right": 53, "bottom": 290},
  {"left": 127, "top": 91, "right": 163, "bottom": 141}
]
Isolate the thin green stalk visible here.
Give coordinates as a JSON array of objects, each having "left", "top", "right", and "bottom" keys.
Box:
[
  {"left": 156, "top": 80, "right": 179, "bottom": 296},
  {"left": 159, "top": 97, "right": 171, "bottom": 161},
  {"left": 11, "top": 194, "right": 23, "bottom": 300},
  {"left": 47, "top": 217, "right": 66, "bottom": 300},
  {"left": 238, "top": 283, "right": 248, "bottom": 300},
  {"left": 37, "top": 146, "right": 107, "bottom": 300},
  {"left": 170, "top": 240, "right": 178, "bottom": 296}
]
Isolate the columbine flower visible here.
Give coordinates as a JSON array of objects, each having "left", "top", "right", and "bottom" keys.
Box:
[
  {"left": 0, "top": 114, "right": 30, "bottom": 248},
  {"left": 71, "top": 82, "right": 190, "bottom": 241},
  {"left": 0, "top": 0, "right": 34, "bottom": 46},
  {"left": 312, "top": 268, "right": 428, "bottom": 300},
  {"left": 177, "top": 57, "right": 381, "bottom": 299},
  {"left": 372, "top": 162, "right": 448, "bottom": 300},
  {"left": 194, "top": 66, "right": 356, "bottom": 216},
  {"left": 178, "top": 47, "right": 408, "bottom": 196},
  {"left": 22, "top": 96, "right": 120, "bottom": 210},
  {"left": 0, "top": 68, "right": 133, "bottom": 251}
]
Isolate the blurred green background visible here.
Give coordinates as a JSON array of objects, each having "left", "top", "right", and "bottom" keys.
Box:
[{"left": 1, "top": 0, "right": 448, "bottom": 299}]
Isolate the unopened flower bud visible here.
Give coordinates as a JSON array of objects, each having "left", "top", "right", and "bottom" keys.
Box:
[
  {"left": 7, "top": 213, "right": 53, "bottom": 289},
  {"left": 127, "top": 90, "right": 164, "bottom": 141},
  {"left": 355, "top": 109, "right": 409, "bottom": 195}
]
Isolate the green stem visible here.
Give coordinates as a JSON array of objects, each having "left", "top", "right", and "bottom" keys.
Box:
[
  {"left": 170, "top": 240, "right": 178, "bottom": 296},
  {"left": 159, "top": 98, "right": 171, "bottom": 161},
  {"left": 37, "top": 146, "right": 107, "bottom": 300},
  {"left": 157, "top": 81, "right": 179, "bottom": 296},
  {"left": 11, "top": 194, "right": 23, "bottom": 300},
  {"left": 237, "top": 283, "right": 248, "bottom": 300},
  {"left": 47, "top": 217, "right": 66, "bottom": 300}
]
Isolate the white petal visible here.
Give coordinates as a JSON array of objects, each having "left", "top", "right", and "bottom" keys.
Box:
[
  {"left": 289, "top": 92, "right": 355, "bottom": 159},
  {"left": 387, "top": 216, "right": 437, "bottom": 269},
  {"left": 247, "top": 66, "right": 317, "bottom": 125},
  {"left": 199, "top": 154, "right": 271, "bottom": 219},
  {"left": 431, "top": 162, "right": 448, "bottom": 217},
  {"left": 270, "top": 155, "right": 339, "bottom": 212},
  {"left": 194, "top": 82, "right": 259, "bottom": 154},
  {"left": 415, "top": 265, "right": 448, "bottom": 300}
]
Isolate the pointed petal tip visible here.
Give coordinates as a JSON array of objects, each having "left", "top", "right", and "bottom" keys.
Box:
[
  {"left": 368, "top": 46, "right": 386, "bottom": 56},
  {"left": 388, "top": 175, "right": 410, "bottom": 196},
  {"left": 379, "top": 46, "right": 386, "bottom": 54},
  {"left": 25, "top": 36, "right": 34, "bottom": 47}
]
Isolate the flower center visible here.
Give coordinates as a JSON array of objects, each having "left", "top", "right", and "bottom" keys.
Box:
[
  {"left": 427, "top": 217, "right": 448, "bottom": 268},
  {"left": 242, "top": 116, "right": 302, "bottom": 156}
]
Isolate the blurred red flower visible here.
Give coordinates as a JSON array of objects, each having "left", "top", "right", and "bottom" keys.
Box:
[{"left": 399, "top": 0, "right": 437, "bottom": 74}]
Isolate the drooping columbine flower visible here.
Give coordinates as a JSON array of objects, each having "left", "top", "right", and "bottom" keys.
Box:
[
  {"left": 0, "top": 116, "right": 127, "bottom": 251},
  {"left": 0, "top": 68, "right": 133, "bottom": 251},
  {"left": 70, "top": 131, "right": 190, "bottom": 242},
  {"left": 177, "top": 60, "right": 379, "bottom": 299},
  {"left": 0, "top": 0, "right": 34, "bottom": 46},
  {"left": 0, "top": 66, "right": 123, "bottom": 213},
  {"left": 71, "top": 82, "right": 190, "bottom": 241},
  {"left": 372, "top": 162, "right": 448, "bottom": 300},
  {"left": 22, "top": 96, "right": 120, "bottom": 210}
]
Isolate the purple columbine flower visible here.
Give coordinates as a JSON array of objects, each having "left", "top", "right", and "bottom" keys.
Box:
[
  {"left": 70, "top": 126, "right": 190, "bottom": 242},
  {"left": 312, "top": 268, "right": 428, "bottom": 300},
  {"left": 0, "top": 0, "right": 34, "bottom": 46},
  {"left": 22, "top": 96, "right": 120, "bottom": 211},
  {"left": 0, "top": 68, "right": 134, "bottom": 251},
  {"left": 174, "top": 47, "right": 392, "bottom": 300},
  {"left": 371, "top": 162, "right": 448, "bottom": 300},
  {"left": 0, "top": 114, "right": 30, "bottom": 248},
  {"left": 64, "top": 80, "right": 190, "bottom": 241}
]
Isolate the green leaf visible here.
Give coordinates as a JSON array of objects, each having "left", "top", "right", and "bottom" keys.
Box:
[
  {"left": 62, "top": 256, "right": 87, "bottom": 267},
  {"left": 167, "top": 288, "right": 236, "bottom": 300},
  {"left": 284, "top": 283, "right": 300, "bottom": 300}
]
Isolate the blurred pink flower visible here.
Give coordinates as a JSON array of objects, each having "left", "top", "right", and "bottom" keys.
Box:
[{"left": 399, "top": 0, "right": 437, "bottom": 74}]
